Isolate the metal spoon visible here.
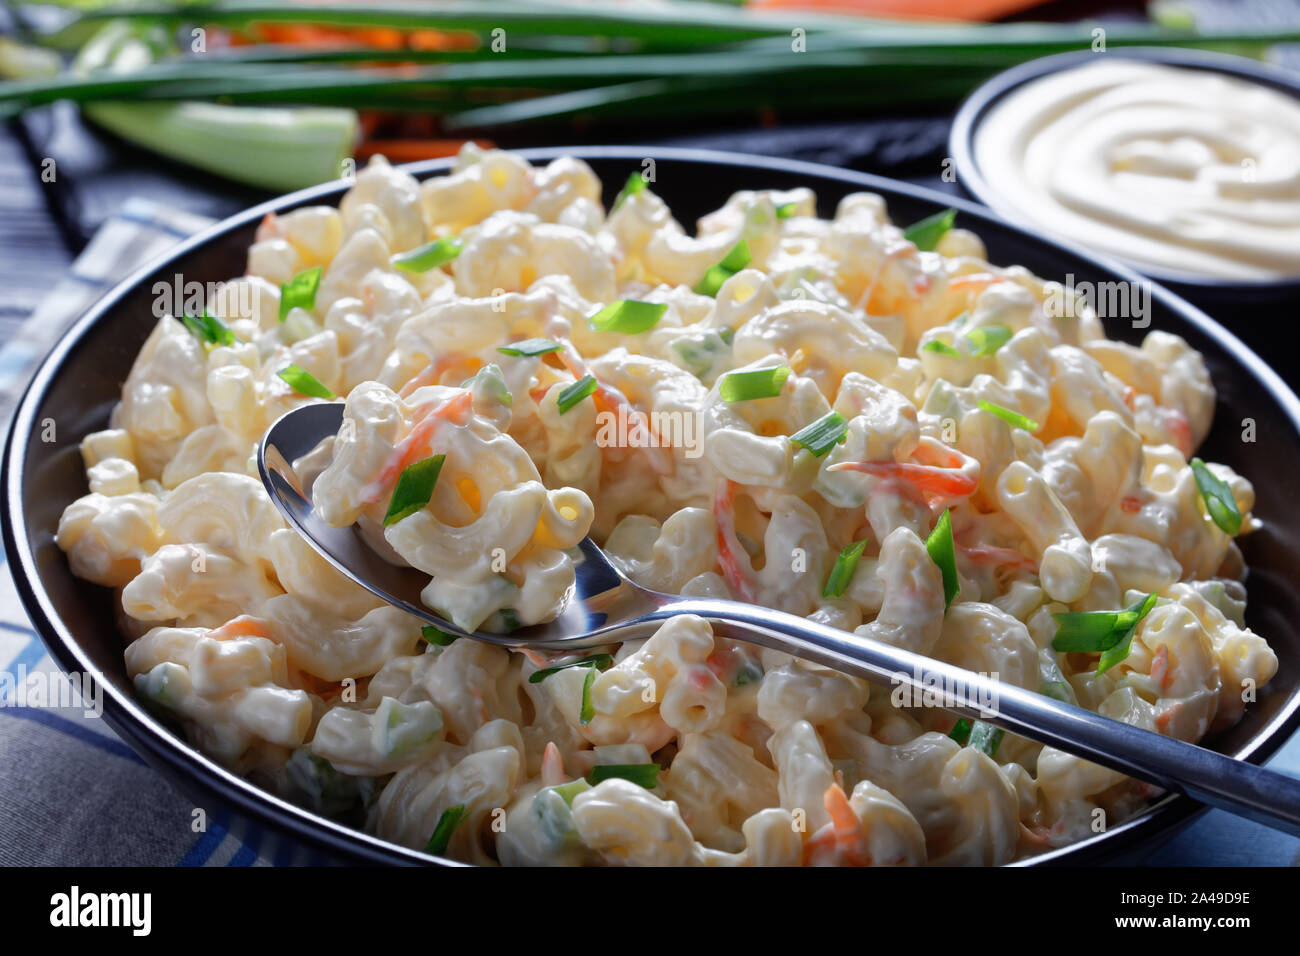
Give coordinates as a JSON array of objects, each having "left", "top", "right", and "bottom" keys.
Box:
[{"left": 260, "top": 401, "right": 1300, "bottom": 839}]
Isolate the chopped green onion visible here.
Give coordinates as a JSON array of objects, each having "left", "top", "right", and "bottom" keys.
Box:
[
  {"left": 977, "top": 399, "right": 1038, "bottom": 432},
  {"left": 717, "top": 242, "right": 752, "bottom": 271},
  {"left": 921, "top": 339, "right": 963, "bottom": 358},
  {"left": 949, "top": 718, "right": 1002, "bottom": 756},
  {"left": 967, "top": 721, "right": 1004, "bottom": 758},
  {"left": 277, "top": 364, "right": 335, "bottom": 399},
  {"left": 734, "top": 659, "right": 764, "bottom": 687},
  {"left": 1097, "top": 607, "right": 1152, "bottom": 674},
  {"left": 775, "top": 201, "right": 799, "bottom": 219},
  {"left": 950, "top": 311, "right": 970, "bottom": 329},
  {"left": 497, "top": 337, "right": 562, "bottom": 357},
  {"left": 694, "top": 240, "right": 751, "bottom": 296},
  {"left": 464, "top": 363, "right": 512, "bottom": 407},
  {"left": 279, "top": 265, "right": 322, "bottom": 322},
  {"left": 424, "top": 804, "right": 467, "bottom": 855},
  {"left": 1190, "top": 458, "right": 1243, "bottom": 536},
  {"left": 1052, "top": 592, "right": 1158, "bottom": 674},
  {"left": 527, "top": 653, "right": 614, "bottom": 684},
  {"left": 181, "top": 311, "right": 236, "bottom": 348},
  {"left": 557, "top": 374, "right": 598, "bottom": 414},
  {"left": 589, "top": 299, "right": 667, "bottom": 334},
  {"left": 718, "top": 365, "right": 790, "bottom": 402},
  {"left": 1040, "top": 656, "right": 1073, "bottom": 703},
  {"left": 965, "top": 324, "right": 1013, "bottom": 356},
  {"left": 790, "top": 411, "right": 848, "bottom": 458},
  {"left": 382, "top": 454, "right": 445, "bottom": 527},
  {"left": 420, "top": 624, "right": 458, "bottom": 647},
  {"left": 949, "top": 718, "right": 972, "bottom": 745},
  {"left": 550, "top": 779, "right": 591, "bottom": 806},
  {"left": 925, "top": 508, "right": 959, "bottom": 608},
  {"left": 902, "top": 208, "right": 956, "bottom": 251},
  {"left": 588, "top": 763, "right": 660, "bottom": 789},
  {"left": 612, "top": 170, "right": 648, "bottom": 211},
  {"left": 392, "top": 236, "right": 462, "bottom": 273},
  {"left": 1041, "top": 678, "right": 1073, "bottom": 703},
  {"left": 823, "top": 539, "right": 868, "bottom": 599},
  {"left": 579, "top": 667, "right": 596, "bottom": 725},
  {"left": 718, "top": 327, "right": 736, "bottom": 346}
]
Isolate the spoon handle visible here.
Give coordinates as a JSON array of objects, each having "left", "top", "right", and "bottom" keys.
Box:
[{"left": 656, "top": 597, "right": 1300, "bottom": 839}]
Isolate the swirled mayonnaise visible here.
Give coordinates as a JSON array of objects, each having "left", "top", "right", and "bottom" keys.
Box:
[{"left": 974, "top": 59, "right": 1300, "bottom": 280}]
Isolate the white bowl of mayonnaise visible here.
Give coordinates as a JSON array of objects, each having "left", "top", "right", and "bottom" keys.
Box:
[{"left": 951, "top": 47, "right": 1300, "bottom": 302}]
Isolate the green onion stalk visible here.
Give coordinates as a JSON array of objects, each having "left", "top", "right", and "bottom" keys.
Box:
[
  {"left": 16, "top": 17, "right": 358, "bottom": 192},
  {"left": 4, "top": 1, "right": 1300, "bottom": 186}
]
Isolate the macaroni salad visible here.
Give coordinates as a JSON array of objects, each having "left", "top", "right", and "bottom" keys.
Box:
[{"left": 56, "top": 146, "right": 1277, "bottom": 865}]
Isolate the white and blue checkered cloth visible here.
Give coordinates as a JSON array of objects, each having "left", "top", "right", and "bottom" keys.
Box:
[{"left": 2, "top": 199, "right": 1298, "bottom": 866}]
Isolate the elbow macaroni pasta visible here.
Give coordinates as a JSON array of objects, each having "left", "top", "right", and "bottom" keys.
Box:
[{"left": 57, "top": 147, "right": 1276, "bottom": 865}]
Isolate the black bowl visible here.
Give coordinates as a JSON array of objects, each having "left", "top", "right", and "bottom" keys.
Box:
[
  {"left": 949, "top": 46, "right": 1300, "bottom": 320},
  {"left": 5, "top": 147, "right": 1300, "bottom": 866}
]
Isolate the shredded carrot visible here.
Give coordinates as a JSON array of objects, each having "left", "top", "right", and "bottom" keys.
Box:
[
  {"left": 360, "top": 390, "right": 472, "bottom": 505},
  {"left": 1150, "top": 644, "right": 1171, "bottom": 692},
  {"left": 1155, "top": 702, "right": 1182, "bottom": 733},
  {"left": 208, "top": 616, "right": 273, "bottom": 641},
  {"left": 714, "top": 479, "right": 758, "bottom": 604},
  {"left": 1163, "top": 407, "right": 1193, "bottom": 458},
  {"left": 560, "top": 349, "right": 671, "bottom": 474},
  {"left": 829, "top": 461, "right": 978, "bottom": 501},
  {"left": 398, "top": 353, "right": 476, "bottom": 398},
  {"left": 540, "top": 741, "right": 566, "bottom": 787},
  {"left": 947, "top": 272, "right": 1002, "bottom": 295},
  {"left": 1019, "top": 822, "right": 1053, "bottom": 847},
  {"left": 802, "top": 783, "right": 871, "bottom": 867},
  {"left": 958, "top": 544, "right": 1038, "bottom": 573},
  {"left": 255, "top": 211, "right": 281, "bottom": 242}
]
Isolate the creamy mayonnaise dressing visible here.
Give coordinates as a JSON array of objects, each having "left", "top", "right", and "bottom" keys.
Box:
[{"left": 975, "top": 59, "right": 1300, "bottom": 280}]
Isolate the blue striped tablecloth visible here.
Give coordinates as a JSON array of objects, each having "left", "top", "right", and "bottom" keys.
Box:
[{"left": 1, "top": 199, "right": 1297, "bottom": 867}]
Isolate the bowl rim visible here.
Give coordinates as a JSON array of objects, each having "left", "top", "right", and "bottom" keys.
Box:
[
  {"left": 948, "top": 45, "right": 1300, "bottom": 293},
  {"left": 5, "top": 144, "right": 1299, "bottom": 867}
]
